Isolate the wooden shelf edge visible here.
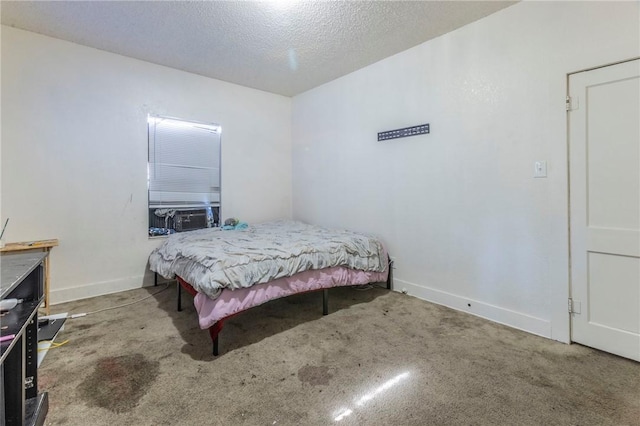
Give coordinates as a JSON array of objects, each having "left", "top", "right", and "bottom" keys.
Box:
[{"left": 0, "top": 239, "right": 59, "bottom": 253}]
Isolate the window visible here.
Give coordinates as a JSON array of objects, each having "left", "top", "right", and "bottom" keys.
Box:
[{"left": 147, "top": 115, "right": 221, "bottom": 236}]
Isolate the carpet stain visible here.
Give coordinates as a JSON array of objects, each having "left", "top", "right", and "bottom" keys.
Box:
[
  {"left": 78, "top": 353, "right": 159, "bottom": 413},
  {"left": 298, "top": 365, "right": 332, "bottom": 386},
  {"left": 74, "top": 323, "right": 94, "bottom": 331}
]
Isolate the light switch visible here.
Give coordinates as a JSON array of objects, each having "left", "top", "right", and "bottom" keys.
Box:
[{"left": 534, "top": 160, "right": 547, "bottom": 178}]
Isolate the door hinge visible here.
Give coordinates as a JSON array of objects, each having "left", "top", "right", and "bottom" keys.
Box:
[
  {"left": 566, "top": 95, "right": 579, "bottom": 111},
  {"left": 568, "top": 298, "right": 582, "bottom": 314}
]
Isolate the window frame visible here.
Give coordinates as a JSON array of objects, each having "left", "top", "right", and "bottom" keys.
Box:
[{"left": 147, "top": 114, "right": 221, "bottom": 237}]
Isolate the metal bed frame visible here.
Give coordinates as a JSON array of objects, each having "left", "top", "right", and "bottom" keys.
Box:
[{"left": 155, "top": 256, "right": 393, "bottom": 356}]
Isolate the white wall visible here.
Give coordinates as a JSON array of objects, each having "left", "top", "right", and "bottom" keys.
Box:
[
  {"left": 1, "top": 26, "right": 292, "bottom": 304},
  {"left": 292, "top": 1, "right": 640, "bottom": 343}
]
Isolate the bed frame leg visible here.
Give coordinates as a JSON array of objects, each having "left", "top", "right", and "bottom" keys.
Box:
[
  {"left": 323, "top": 289, "right": 329, "bottom": 315},
  {"left": 387, "top": 255, "right": 394, "bottom": 290},
  {"left": 154, "top": 272, "right": 158, "bottom": 287},
  {"left": 177, "top": 281, "right": 182, "bottom": 312},
  {"left": 213, "top": 336, "right": 219, "bottom": 356}
]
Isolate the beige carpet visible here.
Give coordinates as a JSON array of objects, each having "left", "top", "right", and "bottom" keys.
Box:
[{"left": 39, "top": 283, "right": 639, "bottom": 425}]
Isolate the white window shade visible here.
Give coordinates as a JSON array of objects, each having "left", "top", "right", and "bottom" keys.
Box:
[{"left": 148, "top": 116, "right": 221, "bottom": 207}]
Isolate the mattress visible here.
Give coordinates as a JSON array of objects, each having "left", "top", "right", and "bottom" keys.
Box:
[{"left": 149, "top": 219, "right": 387, "bottom": 300}]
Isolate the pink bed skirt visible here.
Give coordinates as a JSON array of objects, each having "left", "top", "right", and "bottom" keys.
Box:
[{"left": 193, "top": 266, "right": 389, "bottom": 330}]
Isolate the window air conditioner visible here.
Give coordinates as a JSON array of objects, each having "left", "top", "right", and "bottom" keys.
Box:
[{"left": 174, "top": 210, "right": 208, "bottom": 232}]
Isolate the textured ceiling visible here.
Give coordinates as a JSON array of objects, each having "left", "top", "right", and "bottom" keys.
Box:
[{"left": 1, "top": 1, "right": 516, "bottom": 97}]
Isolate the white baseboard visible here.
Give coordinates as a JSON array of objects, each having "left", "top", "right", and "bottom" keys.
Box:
[
  {"left": 394, "top": 278, "right": 552, "bottom": 339},
  {"left": 50, "top": 274, "right": 156, "bottom": 305}
]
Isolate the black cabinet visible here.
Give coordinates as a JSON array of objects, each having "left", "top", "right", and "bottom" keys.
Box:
[{"left": 1, "top": 252, "right": 49, "bottom": 425}]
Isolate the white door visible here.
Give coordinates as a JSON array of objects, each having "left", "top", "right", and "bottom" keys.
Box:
[{"left": 569, "top": 59, "right": 640, "bottom": 361}]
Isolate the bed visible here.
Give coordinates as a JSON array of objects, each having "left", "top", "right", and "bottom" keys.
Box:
[{"left": 149, "top": 219, "right": 391, "bottom": 355}]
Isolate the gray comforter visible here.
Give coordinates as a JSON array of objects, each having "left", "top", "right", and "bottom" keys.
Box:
[{"left": 149, "top": 220, "right": 387, "bottom": 300}]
